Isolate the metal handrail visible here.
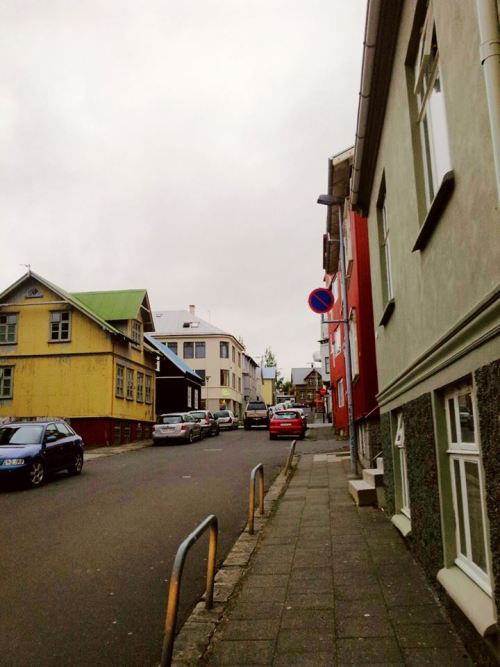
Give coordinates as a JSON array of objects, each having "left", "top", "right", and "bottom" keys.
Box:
[
  {"left": 285, "top": 440, "right": 297, "bottom": 475},
  {"left": 160, "top": 514, "right": 218, "bottom": 667},
  {"left": 248, "top": 463, "right": 264, "bottom": 535}
]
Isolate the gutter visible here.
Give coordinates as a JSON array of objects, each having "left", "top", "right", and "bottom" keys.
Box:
[
  {"left": 351, "top": 0, "right": 382, "bottom": 208},
  {"left": 476, "top": 0, "right": 500, "bottom": 203}
]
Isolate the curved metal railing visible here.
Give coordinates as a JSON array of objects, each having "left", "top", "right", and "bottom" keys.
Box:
[
  {"left": 285, "top": 439, "right": 297, "bottom": 475},
  {"left": 248, "top": 463, "right": 264, "bottom": 535},
  {"left": 160, "top": 514, "right": 218, "bottom": 667}
]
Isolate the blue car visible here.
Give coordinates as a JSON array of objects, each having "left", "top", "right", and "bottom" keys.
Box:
[{"left": 0, "top": 420, "right": 84, "bottom": 488}]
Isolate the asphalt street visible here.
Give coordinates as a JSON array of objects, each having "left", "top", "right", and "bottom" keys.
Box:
[{"left": 0, "top": 427, "right": 342, "bottom": 667}]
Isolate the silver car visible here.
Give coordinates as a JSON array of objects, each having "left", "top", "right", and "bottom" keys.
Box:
[
  {"left": 152, "top": 413, "right": 202, "bottom": 445},
  {"left": 214, "top": 410, "right": 239, "bottom": 430}
]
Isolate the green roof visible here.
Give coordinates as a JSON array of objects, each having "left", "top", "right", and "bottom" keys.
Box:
[{"left": 71, "top": 290, "right": 147, "bottom": 321}]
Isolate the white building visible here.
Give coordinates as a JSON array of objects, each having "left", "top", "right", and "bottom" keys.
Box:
[{"left": 151, "top": 306, "right": 245, "bottom": 416}]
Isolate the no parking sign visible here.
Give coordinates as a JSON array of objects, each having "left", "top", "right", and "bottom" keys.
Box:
[{"left": 308, "top": 287, "right": 334, "bottom": 314}]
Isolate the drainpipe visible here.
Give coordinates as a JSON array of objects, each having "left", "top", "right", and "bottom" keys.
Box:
[
  {"left": 351, "top": 0, "right": 381, "bottom": 208},
  {"left": 476, "top": 0, "right": 500, "bottom": 203}
]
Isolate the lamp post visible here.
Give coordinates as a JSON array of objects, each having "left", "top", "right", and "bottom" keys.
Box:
[{"left": 317, "top": 194, "right": 358, "bottom": 476}]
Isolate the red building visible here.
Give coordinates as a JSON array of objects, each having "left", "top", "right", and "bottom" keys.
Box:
[{"left": 322, "top": 148, "right": 380, "bottom": 467}]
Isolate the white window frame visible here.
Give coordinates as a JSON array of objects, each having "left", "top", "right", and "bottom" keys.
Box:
[
  {"left": 145, "top": 375, "right": 152, "bottom": 404},
  {"left": 116, "top": 365, "right": 124, "bottom": 398},
  {"left": 337, "top": 379, "right": 344, "bottom": 408},
  {"left": 193, "top": 388, "right": 199, "bottom": 409},
  {"left": 394, "top": 412, "right": 410, "bottom": 518},
  {"left": 414, "top": 4, "right": 452, "bottom": 208},
  {"left": 349, "top": 311, "right": 359, "bottom": 378},
  {"left": 137, "top": 372, "right": 144, "bottom": 402},
  {"left": 333, "top": 328, "right": 341, "bottom": 357},
  {"left": 0, "top": 366, "right": 13, "bottom": 398},
  {"left": 50, "top": 311, "right": 71, "bottom": 342},
  {"left": 381, "top": 202, "right": 394, "bottom": 301},
  {"left": 131, "top": 320, "right": 142, "bottom": 345},
  {"left": 187, "top": 385, "right": 192, "bottom": 408},
  {"left": 126, "top": 368, "right": 134, "bottom": 400},
  {"left": 324, "top": 356, "right": 330, "bottom": 375},
  {"left": 445, "top": 386, "right": 491, "bottom": 594},
  {"left": 332, "top": 276, "right": 339, "bottom": 302},
  {"left": 0, "top": 314, "right": 17, "bottom": 344},
  {"left": 220, "top": 341, "right": 229, "bottom": 359}
]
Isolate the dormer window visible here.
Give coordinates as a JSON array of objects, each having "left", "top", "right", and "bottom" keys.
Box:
[
  {"left": 131, "top": 320, "right": 142, "bottom": 345},
  {"left": 182, "top": 321, "right": 199, "bottom": 329}
]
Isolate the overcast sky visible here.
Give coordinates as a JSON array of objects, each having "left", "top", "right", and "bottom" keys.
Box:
[{"left": 1, "top": 0, "right": 366, "bottom": 380}]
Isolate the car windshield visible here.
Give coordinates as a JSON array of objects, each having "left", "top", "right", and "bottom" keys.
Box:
[
  {"left": 248, "top": 403, "right": 266, "bottom": 410},
  {"left": 274, "top": 411, "right": 299, "bottom": 420},
  {"left": 214, "top": 411, "right": 229, "bottom": 418},
  {"left": 190, "top": 412, "right": 206, "bottom": 418},
  {"left": 0, "top": 425, "right": 44, "bottom": 445},
  {"left": 158, "top": 416, "right": 182, "bottom": 424}
]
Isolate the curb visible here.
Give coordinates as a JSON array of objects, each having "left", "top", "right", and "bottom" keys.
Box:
[{"left": 168, "top": 457, "right": 298, "bottom": 666}]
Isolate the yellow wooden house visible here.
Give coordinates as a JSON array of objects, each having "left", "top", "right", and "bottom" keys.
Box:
[{"left": 0, "top": 271, "right": 158, "bottom": 445}]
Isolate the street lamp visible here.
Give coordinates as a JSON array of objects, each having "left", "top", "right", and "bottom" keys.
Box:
[{"left": 317, "top": 194, "right": 358, "bottom": 476}]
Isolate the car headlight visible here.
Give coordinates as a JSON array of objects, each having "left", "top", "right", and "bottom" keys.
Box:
[{"left": 3, "top": 458, "right": 25, "bottom": 466}]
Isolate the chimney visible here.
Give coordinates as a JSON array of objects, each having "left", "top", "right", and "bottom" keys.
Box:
[{"left": 189, "top": 305, "right": 195, "bottom": 315}]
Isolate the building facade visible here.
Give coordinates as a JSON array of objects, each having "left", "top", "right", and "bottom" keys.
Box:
[
  {"left": 261, "top": 366, "right": 276, "bottom": 406},
  {"left": 242, "top": 353, "right": 261, "bottom": 403},
  {"left": 291, "top": 367, "right": 322, "bottom": 407},
  {"left": 151, "top": 306, "right": 245, "bottom": 416},
  {"left": 352, "top": 0, "right": 500, "bottom": 661},
  {"left": 322, "top": 148, "right": 380, "bottom": 465},
  {"left": 0, "top": 272, "right": 157, "bottom": 445}
]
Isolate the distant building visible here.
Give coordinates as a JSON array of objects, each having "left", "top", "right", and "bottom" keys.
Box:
[
  {"left": 151, "top": 306, "right": 244, "bottom": 416},
  {"left": 0, "top": 271, "right": 157, "bottom": 445},
  {"left": 242, "top": 353, "right": 261, "bottom": 402},
  {"left": 291, "top": 367, "right": 322, "bottom": 407},
  {"left": 145, "top": 335, "right": 203, "bottom": 414},
  {"left": 261, "top": 366, "right": 276, "bottom": 406}
]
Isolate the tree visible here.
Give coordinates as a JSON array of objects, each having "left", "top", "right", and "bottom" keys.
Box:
[{"left": 263, "top": 347, "right": 277, "bottom": 367}]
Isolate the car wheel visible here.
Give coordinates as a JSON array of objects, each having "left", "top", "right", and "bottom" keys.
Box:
[
  {"left": 68, "top": 451, "right": 84, "bottom": 475},
  {"left": 28, "top": 461, "right": 45, "bottom": 488}
]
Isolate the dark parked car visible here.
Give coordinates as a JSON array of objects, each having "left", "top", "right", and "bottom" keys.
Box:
[
  {"left": 189, "top": 410, "right": 220, "bottom": 437},
  {"left": 153, "top": 413, "right": 202, "bottom": 445},
  {"left": 0, "top": 420, "right": 84, "bottom": 488},
  {"left": 269, "top": 410, "right": 306, "bottom": 440}
]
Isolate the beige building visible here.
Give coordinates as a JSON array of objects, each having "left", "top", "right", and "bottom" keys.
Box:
[
  {"left": 351, "top": 0, "right": 500, "bottom": 661},
  {"left": 151, "top": 306, "right": 245, "bottom": 416}
]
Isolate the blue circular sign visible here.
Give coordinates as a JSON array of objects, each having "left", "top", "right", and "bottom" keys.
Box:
[{"left": 308, "top": 287, "right": 334, "bottom": 314}]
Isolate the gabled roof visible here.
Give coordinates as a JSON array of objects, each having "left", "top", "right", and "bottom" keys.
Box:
[
  {"left": 153, "top": 310, "right": 227, "bottom": 336},
  {"left": 0, "top": 272, "right": 156, "bottom": 350},
  {"left": 291, "top": 367, "right": 322, "bottom": 385},
  {"left": 72, "top": 290, "right": 154, "bottom": 331},
  {"left": 262, "top": 367, "right": 277, "bottom": 380},
  {"left": 145, "top": 335, "right": 202, "bottom": 382}
]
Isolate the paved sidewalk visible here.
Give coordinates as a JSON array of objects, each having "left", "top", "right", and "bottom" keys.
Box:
[{"left": 193, "top": 452, "right": 472, "bottom": 666}]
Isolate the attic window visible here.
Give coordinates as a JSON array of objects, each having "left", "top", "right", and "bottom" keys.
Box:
[
  {"left": 183, "top": 321, "right": 199, "bottom": 328},
  {"left": 25, "top": 287, "right": 43, "bottom": 299}
]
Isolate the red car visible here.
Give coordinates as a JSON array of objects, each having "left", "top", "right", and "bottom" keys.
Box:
[{"left": 269, "top": 410, "right": 306, "bottom": 440}]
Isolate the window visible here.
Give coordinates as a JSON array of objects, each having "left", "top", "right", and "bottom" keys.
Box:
[
  {"left": 332, "top": 276, "right": 339, "bottom": 302},
  {"left": 167, "top": 342, "right": 178, "bottom": 354},
  {"left": 238, "top": 377, "right": 241, "bottom": 393},
  {"left": 145, "top": 375, "right": 152, "bottom": 404},
  {"left": 194, "top": 389, "right": 199, "bottom": 409},
  {"left": 237, "top": 352, "right": 241, "bottom": 367},
  {"left": 325, "top": 356, "right": 330, "bottom": 375},
  {"left": 394, "top": 412, "right": 410, "bottom": 518},
  {"left": 187, "top": 385, "right": 192, "bottom": 408},
  {"left": 337, "top": 379, "right": 344, "bottom": 408},
  {"left": 231, "top": 372, "right": 236, "bottom": 389},
  {"left": 220, "top": 369, "right": 229, "bottom": 386},
  {"left": 56, "top": 422, "right": 73, "bottom": 437},
  {"left": 414, "top": 5, "right": 452, "bottom": 209},
  {"left": 0, "top": 314, "right": 17, "bottom": 344},
  {"left": 195, "top": 342, "right": 205, "bottom": 359},
  {"left": 344, "top": 206, "right": 353, "bottom": 267},
  {"left": 333, "top": 328, "right": 341, "bottom": 356},
  {"left": 349, "top": 312, "right": 359, "bottom": 378},
  {"left": 126, "top": 369, "right": 134, "bottom": 399},
  {"left": 0, "top": 367, "right": 13, "bottom": 398},
  {"left": 184, "top": 342, "right": 194, "bottom": 359},
  {"left": 131, "top": 320, "right": 142, "bottom": 345},
  {"left": 445, "top": 386, "right": 490, "bottom": 593},
  {"left": 194, "top": 369, "right": 206, "bottom": 383},
  {"left": 377, "top": 179, "right": 394, "bottom": 308},
  {"left": 50, "top": 311, "right": 71, "bottom": 341},
  {"left": 232, "top": 346, "right": 235, "bottom": 362},
  {"left": 137, "top": 372, "right": 144, "bottom": 402},
  {"left": 220, "top": 341, "right": 229, "bottom": 358},
  {"left": 116, "top": 365, "right": 124, "bottom": 398}
]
